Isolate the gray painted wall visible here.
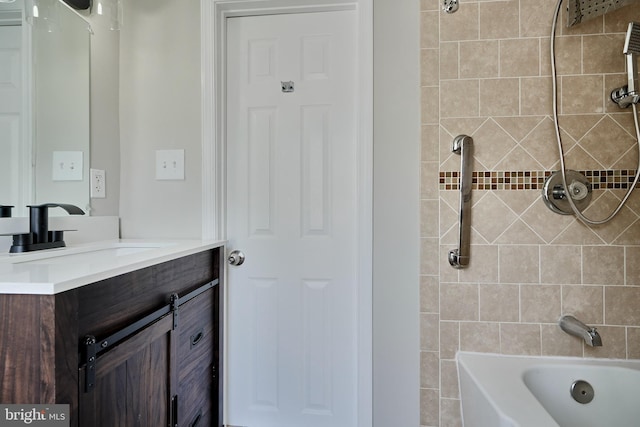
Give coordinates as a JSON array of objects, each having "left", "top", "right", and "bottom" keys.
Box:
[
  {"left": 373, "top": 0, "right": 421, "bottom": 425},
  {"left": 118, "top": 0, "right": 202, "bottom": 238}
]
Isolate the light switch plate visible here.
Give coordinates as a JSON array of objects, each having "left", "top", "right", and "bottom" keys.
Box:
[
  {"left": 156, "top": 149, "right": 185, "bottom": 180},
  {"left": 52, "top": 151, "right": 83, "bottom": 181}
]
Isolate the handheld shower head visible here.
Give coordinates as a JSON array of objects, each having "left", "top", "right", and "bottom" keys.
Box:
[
  {"left": 623, "top": 22, "right": 640, "bottom": 55},
  {"left": 624, "top": 22, "right": 640, "bottom": 95},
  {"left": 611, "top": 22, "right": 640, "bottom": 108}
]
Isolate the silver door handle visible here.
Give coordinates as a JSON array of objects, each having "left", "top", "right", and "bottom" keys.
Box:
[{"left": 228, "top": 250, "right": 245, "bottom": 266}]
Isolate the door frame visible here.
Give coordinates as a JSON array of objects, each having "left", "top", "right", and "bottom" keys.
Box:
[{"left": 200, "top": 1, "right": 373, "bottom": 426}]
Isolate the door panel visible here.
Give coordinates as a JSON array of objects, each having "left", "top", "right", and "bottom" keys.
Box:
[
  {"left": 226, "top": 10, "right": 358, "bottom": 427},
  {"left": 0, "top": 26, "right": 22, "bottom": 205}
]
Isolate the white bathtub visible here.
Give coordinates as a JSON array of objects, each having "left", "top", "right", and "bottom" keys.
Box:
[{"left": 457, "top": 351, "right": 640, "bottom": 427}]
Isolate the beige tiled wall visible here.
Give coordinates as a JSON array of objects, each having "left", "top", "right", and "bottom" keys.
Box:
[{"left": 421, "top": 1, "right": 640, "bottom": 426}]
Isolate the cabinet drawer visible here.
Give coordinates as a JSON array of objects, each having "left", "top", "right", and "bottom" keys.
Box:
[
  {"left": 178, "top": 287, "right": 215, "bottom": 373},
  {"left": 178, "top": 287, "right": 215, "bottom": 426},
  {"left": 179, "top": 365, "right": 214, "bottom": 427}
]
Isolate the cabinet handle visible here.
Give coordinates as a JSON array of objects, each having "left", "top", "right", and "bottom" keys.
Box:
[
  {"left": 189, "top": 410, "right": 202, "bottom": 427},
  {"left": 190, "top": 328, "right": 204, "bottom": 348},
  {"left": 171, "top": 394, "right": 179, "bottom": 427}
]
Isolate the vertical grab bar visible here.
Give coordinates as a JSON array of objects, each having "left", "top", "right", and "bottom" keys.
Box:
[{"left": 448, "top": 135, "right": 474, "bottom": 269}]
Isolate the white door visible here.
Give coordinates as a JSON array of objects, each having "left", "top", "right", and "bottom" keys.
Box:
[
  {"left": 0, "top": 25, "right": 22, "bottom": 206},
  {"left": 226, "top": 10, "right": 358, "bottom": 427}
]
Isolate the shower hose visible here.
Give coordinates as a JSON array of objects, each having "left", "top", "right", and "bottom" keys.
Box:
[{"left": 551, "top": 0, "right": 640, "bottom": 225}]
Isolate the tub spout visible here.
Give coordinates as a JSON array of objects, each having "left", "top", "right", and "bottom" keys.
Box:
[{"left": 559, "top": 315, "right": 602, "bottom": 347}]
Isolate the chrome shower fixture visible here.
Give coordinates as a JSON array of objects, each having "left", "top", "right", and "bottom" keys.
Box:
[
  {"left": 611, "top": 22, "right": 640, "bottom": 108},
  {"left": 542, "top": 170, "right": 593, "bottom": 215},
  {"left": 567, "top": 0, "right": 638, "bottom": 27},
  {"left": 551, "top": 0, "right": 640, "bottom": 224},
  {"left": 442, "top": 0, "right": 458, "bottom": 14}
]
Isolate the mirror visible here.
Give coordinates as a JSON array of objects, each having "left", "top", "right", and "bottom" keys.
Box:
[{"left": 0, "top": 0, "right": 90, "bottom": 217}]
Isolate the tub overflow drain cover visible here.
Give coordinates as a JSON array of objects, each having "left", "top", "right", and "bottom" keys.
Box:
[{"left": 570, "top": 380, "right": 594, "bottom": 404}]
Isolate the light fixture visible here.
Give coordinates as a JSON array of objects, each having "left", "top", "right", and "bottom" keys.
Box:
[
  {"left": 24, "top": 0, "right": 91, "bottom": 23},
  {"left": 24, "top": 0, "right": 60, "bottom": 32},
  {"left": 24, "top": 0, "right": 93, "bottom": 33},
  {"left": 93, "top": 0, "right": 122, "bottom": 30},
  {"left": 23, "top": 0, "right": 38, "bottom": 22}
]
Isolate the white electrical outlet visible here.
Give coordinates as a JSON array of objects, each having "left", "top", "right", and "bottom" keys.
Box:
[
  {"left": 156, "top": 149, "right": 185, "bottom": 180},
  {"left": 52, "top": 151, "right": 83, "bottom": 181},
  {"left": 90, "top": 169, "right": 106, "bottom": 198}
]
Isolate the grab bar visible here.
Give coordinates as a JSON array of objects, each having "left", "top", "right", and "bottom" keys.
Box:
[{"left": 448, "top": 135, "right": 474, "bottom": 269}]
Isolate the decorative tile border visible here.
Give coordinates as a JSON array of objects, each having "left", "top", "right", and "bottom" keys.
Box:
[{"left": 440, "top": 170, "right": 640, "bottom": 191}]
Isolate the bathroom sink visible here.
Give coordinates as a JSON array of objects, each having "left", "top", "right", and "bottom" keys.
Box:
[
  {"left": 2, "top": 241, "right": 176, "bottom": 265},
  {"left": 457, "top": 352, "right": 640, "bottom": 427}
]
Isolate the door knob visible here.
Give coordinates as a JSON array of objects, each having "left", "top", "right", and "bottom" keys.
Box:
[{"left": 228, "top": 250, "right": 245, "bottom": 266}]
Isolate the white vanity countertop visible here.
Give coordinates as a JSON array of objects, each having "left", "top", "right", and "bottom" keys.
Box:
[{"left": 0, "top": 239, "right": 225, "bottom": 295}]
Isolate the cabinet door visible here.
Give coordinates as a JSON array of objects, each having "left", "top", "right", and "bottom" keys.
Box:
[
  {"left": 177, "top": 288, "right": 215, "bottom": 427},
  {"left": 78, "top": 314, "right": 175, "bottom": 427}
]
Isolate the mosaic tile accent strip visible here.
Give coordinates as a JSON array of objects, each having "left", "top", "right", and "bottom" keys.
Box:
[{"left": 439, "top": 170, "right": 640, "bottom": 191}]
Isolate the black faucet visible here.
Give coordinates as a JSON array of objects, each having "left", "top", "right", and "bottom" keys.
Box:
[
  {"left": 10, "top": 203, "right": 85, "bottom": 253},
  {"left": 0, "top": 205, "right": 13, "bottom": 218}
]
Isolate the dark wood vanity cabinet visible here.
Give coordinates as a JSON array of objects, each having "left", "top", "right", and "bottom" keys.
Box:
[
  {"left": 78, "top": 313, "right": 174, "bottom": 426},
  {"left": 0, "top": 247, "right": 223, "bottom": 427}
]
